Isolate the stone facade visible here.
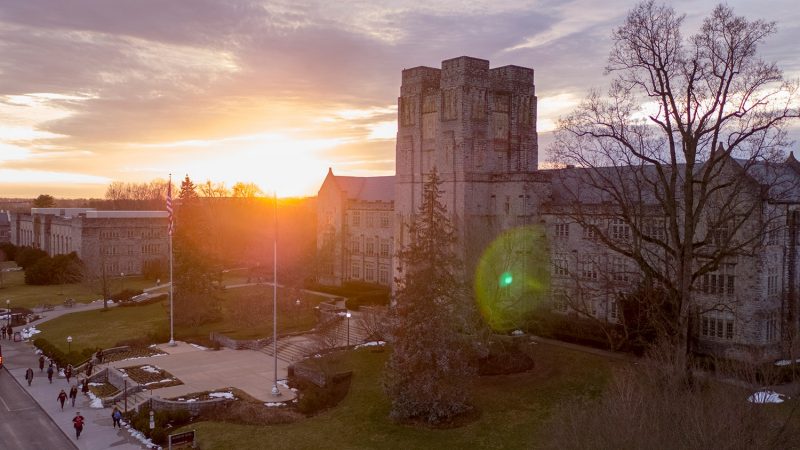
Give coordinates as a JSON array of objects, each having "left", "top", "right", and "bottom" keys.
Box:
[
  {"left": 315, "top": 56, "right": 800, "bottom": 364},
  {"left": 317, "top": 169, "right": 394, "bottom": 287},
  {"left": 9, "top": 208, "right": 169, "bottom": 277}
]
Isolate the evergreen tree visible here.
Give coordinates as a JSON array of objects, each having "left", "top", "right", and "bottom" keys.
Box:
[
  {"left": 383, "top": 169, "right": 481, "bottom": 424},
  {"left": 178, "top": 174, "right": 198, "bottom": 202},
  {"left": 32, "top": 194, "right": 55, "bottom": 208}
]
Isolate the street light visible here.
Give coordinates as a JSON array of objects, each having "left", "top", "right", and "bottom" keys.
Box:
[
  {"left": 5, "top": 299, "right": 9, "bottom": 327},
  {"left": 346, "top": 312, "right": 351, "bottom": 346},
  {"left": 67, "top": 336, "right": 72, "bottom": 353},
  {"left": 120, "top": 272, "right": 125, "bottom": 292}
]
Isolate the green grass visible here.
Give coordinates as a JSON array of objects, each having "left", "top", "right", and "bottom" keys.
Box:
[
  {"left": 35, "top": 285, "right": 330, "bottom": 352},
  {"left": 179, "top": 343, "right": 616, "bottom": 450},
  {"left": 36, "top": 301, "right": 167, "bottom": 354},
  {"left": 0, "top": 269, "right": 157, "bottom": 310}
]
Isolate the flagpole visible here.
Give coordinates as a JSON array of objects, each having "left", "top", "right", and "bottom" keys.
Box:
[
  {"left": 272, "top": 190, "right": 280, "bottom": 396},
  {"left": 168, "top": 174, "right": 176, "bottom": 347}
]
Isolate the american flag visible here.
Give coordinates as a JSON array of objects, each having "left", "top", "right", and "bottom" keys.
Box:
[{"left": 166, "top": 177, "right": 174, "bottom": 236}]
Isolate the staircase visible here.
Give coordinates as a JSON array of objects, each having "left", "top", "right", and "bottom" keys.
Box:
[{"left": 112, "top": 390, "right": 151, "bottom": 413}]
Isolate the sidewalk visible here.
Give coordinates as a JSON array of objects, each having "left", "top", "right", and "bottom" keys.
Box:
[{"left": 2, "top": 338, "right": 146, "bottom": 450}]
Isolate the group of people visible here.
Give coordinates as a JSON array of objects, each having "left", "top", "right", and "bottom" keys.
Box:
[
  {"left": 25, "top": 352, "right": 106, "bottom": 440},
  {"left": 1, "top": 324, "right": 13, "bottom": 340}
]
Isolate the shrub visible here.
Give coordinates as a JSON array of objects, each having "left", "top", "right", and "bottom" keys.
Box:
[
  {"left": 293, "top": 371, "right": 352, "bottom": 415},
  {"left": 345, "top": 290, "right": 390, "bottom": 310},
  {"left": 24, "top": 252, "right": 84, "bottom": 285},
  {"left": 33, "top": 337, "right": 93, "bottom": 367},
  {"left": 111, "top": 288, "right": 144, "bottom": 302},
  {"left": 0, "top": 242, "right": 18, "bottom": 261},
  {"left": 15, "top": 246, "right": 47, "bottom": 270},
  {"left": 478, "top": 336, "right": 536, "bottom": 376}
]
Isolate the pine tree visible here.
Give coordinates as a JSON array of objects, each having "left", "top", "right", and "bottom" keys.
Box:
[
  {"left": 178, "top": 174, "right": 198, "bottom": 201},
  {"left": 383, "top": 169, "right": 480, "bottom": 424}
]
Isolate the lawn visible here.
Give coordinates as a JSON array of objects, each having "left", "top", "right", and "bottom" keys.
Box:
[
  {"left": 35, "top": 285, "right": 332, "bottom": 354},
  {"left": 179, "top": 343, "right": 617, "bottom": 450},
  {"left": 0, "top": 268, "right": 157, "bottom": 310}
]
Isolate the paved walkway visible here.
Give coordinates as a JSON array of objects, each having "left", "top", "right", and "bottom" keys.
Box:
[
  {"left": 2, "top": 338, "right": 144, "bottom": 450},
  {"left": 104, "top": 342, "right": 295, "bottom": 402}
]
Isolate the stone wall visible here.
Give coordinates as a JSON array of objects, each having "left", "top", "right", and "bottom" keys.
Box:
[{"left": 150, "top": 396, "right": 231, "bottom": 416}]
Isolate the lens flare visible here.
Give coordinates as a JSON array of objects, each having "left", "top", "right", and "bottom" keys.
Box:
[{"left": 474, "top": 225, "right": 550, "bottom": 332}]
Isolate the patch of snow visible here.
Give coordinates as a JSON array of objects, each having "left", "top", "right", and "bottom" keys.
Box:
[
  {"left": 21, "top": 327, "right": 41, "bottom": 340},
  {"left": 186, "top": 399, "right": 197, "bottom": 403},
  {"left": 190, "top": 343, "right": 208, "bottom": 350},
  {"left": 86, "top": 392, "right": 104, "bottom": 409},
  {"left": 35, "top": 349, "right": 43, "bottom": 355},
  {"left": 120, "top": 419, "right": 160, "bottom": 450},
  {"left": 208, "top": 392, "right": 234, "bottom": 399},
  {"left": 313, "top": 354, "right": 322, "bottom": 358},
  {"left": 774, "top": 358, "right": 800, "bottom": 366},
  {"left": 140, "top": 365, "right": 161, "bottom": 374},
  {"left": 511, "top": 329, "right": 524, "bottom": 336},
  {"left": 143, "top": 378, "right": 175, "bottom": 386},
  {"left": 58, "top": 369, "right": 65, "bottom": 377},
  {"left": 354, "top": 341, "right": 386, "bottom": 349},
  {"left": 277, "top": 379, "right": 289, "bottom": 389},
  {"left": 88, "top": 382, "right": 104, "bottom": 387},
  {"left": 148, "top": 344, "right": 157, "bottom": 348},
  {"left": 748, "top": 390, "right": 787, "bottom": 404},
  {"left": 264, "top": 402, "right": 285, "bottom": 407}
]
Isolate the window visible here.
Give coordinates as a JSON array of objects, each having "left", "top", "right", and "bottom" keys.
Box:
[
  {"left": 365, "top": 263, "right": 375, "bottom": 282},
  {"left": 767, "top": 265, "right": 779, "bottom": 297},
  {"left": 767, "top": 227, "right": 782, "bottom": 245},
  {"left": 366, "top": 212, "right": 374, "bottom": 228},
  {"left": 351, "top": 211, "right": 361, "bottom": 226},
  {"left": 583, "top": 219, "right": 599, "bottom": 241},
  {"left": 611, "top": 218, "right": 630, "bottom": 241},
  {"left": 611, "top": 256, "right": 629, "bottom": 282},
  {"left": 366, "top": 238, "right": 375, "bottom": 256},
  {"left": 552, "top": 253, "right": 569, "bottom": 276},
  {"left": 380, "top": 241, "right": 390, "bottom": 258},
  {"left": 553, "top": 291, "right": 568, "bottom": 312},
  {"left": 711, "top": 221, "right": 730, "bottom": 246},
  {"left": 351, "top": 237, "right": 361, "bottom": 254},
  {"left": 701, "top": 313, "right": 734, "bottom": 340},
  {"left": 765, "top": 313, "right": 779, "bottom": 342},
  {"left": 555, "top": 222, "right": 569, "bottom": 238},
  {"left": 700, "top": 264, "right": 735, "bottom": 297},
  {"left": 609, "top": 299, "right": 619, "bottom": 321},
  {"left": 379, "top": 266, "right": 389, "bottom": 285},
  {"left": 351, "top": 262, "right": 361, "bottom": 279},
  {"left": 644, "top": 218, "right": 666, "bottom": 241},
  {"left": 380, "top": 212, "right": 390, "bottom": 228},
  {"left": 581, "top": 255, "right": 598, "bottom": 280}
]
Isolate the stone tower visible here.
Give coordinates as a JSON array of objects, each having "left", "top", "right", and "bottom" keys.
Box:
[{"left": 393, "top": 56, "right": 544, "bottom": 288}]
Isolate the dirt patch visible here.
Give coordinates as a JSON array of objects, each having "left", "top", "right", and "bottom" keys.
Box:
[{"left": 118, "top": 364, "right": 183, "bottom": 389}]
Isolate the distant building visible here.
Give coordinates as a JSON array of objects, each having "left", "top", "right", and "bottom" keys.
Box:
[
  {"left": 9, "top": 208, "right": 169, "bottom": 276},
  {"left": 316, "top": 169, "right": 394, "bottom": 287},
  {"left": 0, "top": 210, "right": 10, "bottom": 244}
]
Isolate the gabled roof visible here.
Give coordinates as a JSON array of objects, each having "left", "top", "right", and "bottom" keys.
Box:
[{"left": 323, "top": 168, "right": 395, "bottom": 202}]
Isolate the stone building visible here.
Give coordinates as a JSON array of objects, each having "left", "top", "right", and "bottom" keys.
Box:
[
  {"left": 316, "top": 56, "right": 800, "bottom": 363},
  {"left": 317, "top": 169, "right": 394, "bottom": 287},
  {"left": 10, "top": 208, "right": 169, "bottom": 277}
]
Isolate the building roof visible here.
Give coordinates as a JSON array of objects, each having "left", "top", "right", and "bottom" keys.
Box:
[{"left": 325, "top": 168, "right": 395, "bottom": 202}]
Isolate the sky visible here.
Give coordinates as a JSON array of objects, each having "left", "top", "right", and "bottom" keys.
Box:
[{"left": 0, "top": 0, "right": 798, "bottom": 198}]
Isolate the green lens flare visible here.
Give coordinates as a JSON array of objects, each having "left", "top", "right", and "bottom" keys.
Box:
[{"left": 474, "top": 225, "right": 550, "bottom": 332}]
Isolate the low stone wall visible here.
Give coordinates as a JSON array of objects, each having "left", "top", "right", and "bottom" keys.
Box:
[
  {"left": 209, "top": 332, "right": 272, "bottom": 350},
  {"left": 149, "top": 396, "right": 232, "bottom": 416},
  {"left": 103, "top": 368, "right": 142, "bottom": 407}
]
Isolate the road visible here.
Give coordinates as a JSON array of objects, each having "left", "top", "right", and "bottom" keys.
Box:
[{"left": 0, "top": 367, "right": 77, "bottom": 449}]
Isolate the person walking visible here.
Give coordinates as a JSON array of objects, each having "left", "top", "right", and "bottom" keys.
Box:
[
  {"left": 47, "top": 363, "right": 54, "bottom": 383},
  {"left": 65, "top": 364, "right": 73, "bottom": 384},
  {"left": 72, "top": 412, "right": 85, "bottom": 440},
  {"left": 85, "top": 360, "right": 93, "bottom": 377},
  {"left": 25, "top": 367, "right": 34, "bottom": 386},
  {"left": 38, "top": 354, "right": 45, "bottom": 372},
  {"left": 111, "top": 407, "right": 122, "bottom": 428},
  {"left": 69, "top": 385, "right": 78, "bottom": 407},
  {"left": 81, "top": 378, "right": 89, "bottom": 395},
  {"left": 57, "top": 389, "right": 68, "bottom": 410},
  {"left": 7, "top": 325, "right": 12, "bottom": 340},
  {"left": 1, "top": 325, "right": 6, "bottom": 339}
]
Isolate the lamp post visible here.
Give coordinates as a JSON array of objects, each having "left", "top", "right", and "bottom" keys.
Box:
[
  {"left": 346, "top": 312, "right": 351, "bottom": 347},
  {"left": 5, "top": 299, "right": 9, "bottom": 327},
  {"left": 120, "top": 272, "right": 124, "bottom": 293},
  {"left": 67, "top": 336, "right": 72, "bottom": 353}
]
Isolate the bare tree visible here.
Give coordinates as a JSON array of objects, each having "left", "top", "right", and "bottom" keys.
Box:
[
  {"left": 231, "top": 182, "right": 262, "bottom": 198},
  {"left": 199, "top": 180, "right": 230, "bottom": 198},
  {"left": 551, "top": 2, "right": 799, "bottom": 373}
]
